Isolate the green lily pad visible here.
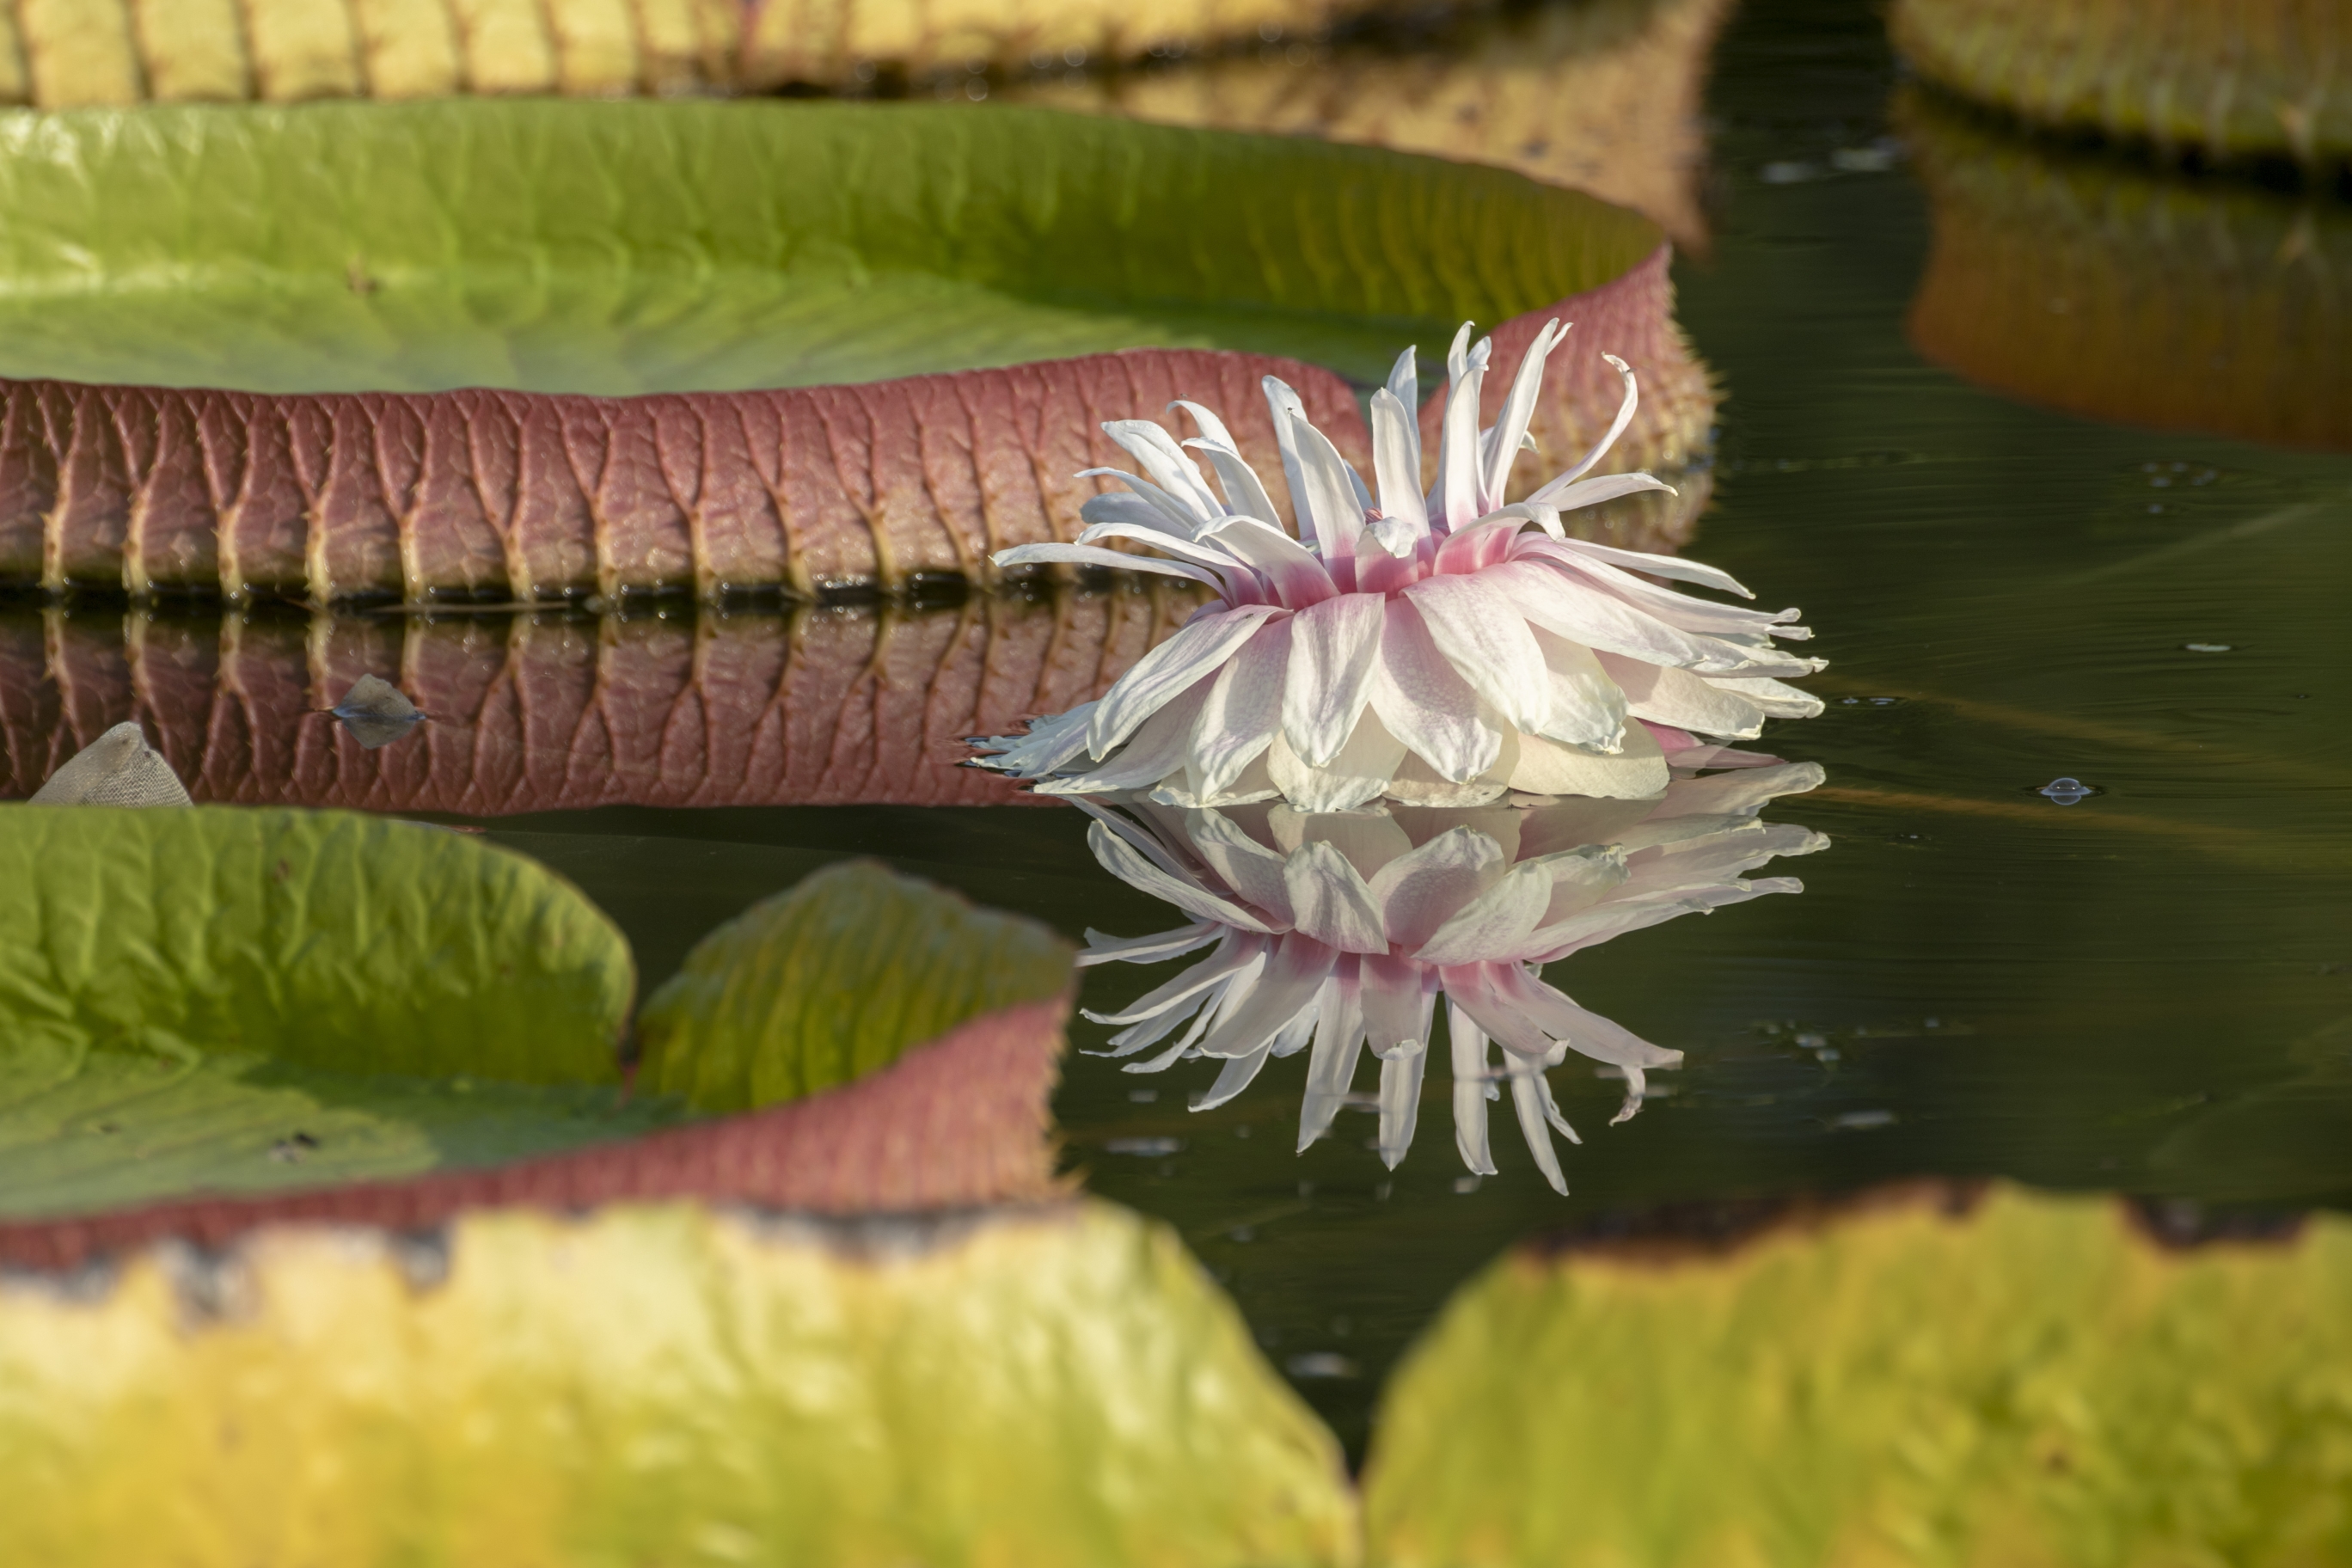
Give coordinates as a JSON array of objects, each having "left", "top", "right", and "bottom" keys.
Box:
[
  {"left": 1362, "top": 1184, "right": 2352, "bottom": 1568},
  {"left": 0, "top": 805, "right": 644, "bottom": 1217},
  {"left": 0, "top": 1197, "right": 1357, "bottom": 1567},
  {"left": 637, "top": 859, "right": 1075, "bottom": 1114},
  {"left": 0, "top": 99, "right": 1663, "bottom": 395}
]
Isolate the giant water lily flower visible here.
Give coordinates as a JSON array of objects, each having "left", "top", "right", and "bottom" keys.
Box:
[
  {"left": 973, "top": 323, "right": 1825, "bottom": 811},
  {"left": 1075, "top": 751, "right": 1828, "bottom": 1191}
]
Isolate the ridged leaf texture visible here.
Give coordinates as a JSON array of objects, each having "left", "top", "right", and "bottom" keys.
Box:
[{"left": 637, "top": 860, "right": 1075, "bottom": 1113}]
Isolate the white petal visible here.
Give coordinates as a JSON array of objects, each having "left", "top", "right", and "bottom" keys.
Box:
[
  {"left": 1183, "top": 437, "right": 1283, "bottom": 530},
  {"left": 1528, "top": 472, "right": 1679, "bottom": 517},
  {"left": 1081, "top": 936, "right": 1266, "bottom": 1026},
  {"left": 1201, "top": 516, "right": 1335, "bottom": 609},
  {"left": 1298, "top": 969, "right": 1366, "bottom": 1151},
  {"left": 1102, "top": 420, "right": 1224, "bottom": 521},
  {"left": 1270, "top": 803, "right": 1414, "bottom": 880},
  {"left": 1449, "top": 1004, "right": 1498, "bottom": 1175},
  {"left": 1369, "top": 597, "right": 1501, "bottom": 782},
  {"left": 1504, "top": 719, "right": 1670, "bottom": 799},
  {"left": 1084, "top": 818, "right": 1278, "bottom": 933},
  {"left": 1281, "top": 839, "right": 1389, "bottom": 953},
  {"left": 1259, "top": 377, "right": 1315, "bottom": 538},
  {"left": 1652, "top": 760, "right": 1826, "bottom": 819},
  {"left": 1087, "top": 603, "right": 1285, "bottom": 757},
  {"left": 1484, "top": 319, "right": 1567, "bottom": 509},
  {"left": 1705, "top": 675, "right": 1827, "bottom": 719},
  {"left": 1192, "top": 1042, "right": 1277, "bottom": 1111},
  {"left": 1375, "top": 1038, "right": 1427, "bottom": 1168},
  {"left": 1534, "top": 351, "right": 1638, "bottom": 491},
  {"left": 1194, "top": 934, "right": 1336, "bottom": 1059},
  {"left": 1186, "top": 619, "right": 1289, "bottom": 800},
  {"left": 992, "top": 542, "right": 1223, "bottom": 590},
  {"left": 1531, "top": 628, "right": 1629, "bottom": 749},
  {"left": 1184, "top": 806, "right": 1295, "bottom": 926},
  {"left": 1282, "top": 591, "right": 1385, "bottom": 766},
  {"left": 1400, "top": 573, "right": 1557, "bottom": 739},
  {"left": 1369, "top": 387, "right": 1430, "bottom": 547},
  {"left": 1546, "top": 533, "right": 1753, "bottom": 597},
  {"left": 1414, "top": 857, "right": 1557, "bottom": 965},
  {"left": 1510, "top": 1066, "right": 1571, "bottom": 1194},
  {"left": 1288, "top": 412, "right": 1369, "bottom": 563},
  {"left": 1266, "top": 710, "right": 1407, "bottom": 813},
  {"left": 1369, "top": 824, "right": 1510, "bottom": 949},
  {"left": 1077, "top": 921, "right": 1221, "bottom": 967},
  {"left": 1598, "top": 652, "right": 1769, "bottom": 738}
]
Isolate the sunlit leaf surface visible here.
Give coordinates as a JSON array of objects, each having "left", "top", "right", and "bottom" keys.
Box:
[
  {"left": 0, "top": 1200, "right": 1357, "bottom": 1568},
  {"left": 1364, "top": 1184, "right": 2352, "bottom": 1566},
  {"left": 0, "top": 805, "right": 643, "bottom": 1216},
  {"left": 0, "top": 99, "right": 1661, "bottom": 395},
  {"left": 639, "top": 860, "right": 1075, "bottom": 1113}
]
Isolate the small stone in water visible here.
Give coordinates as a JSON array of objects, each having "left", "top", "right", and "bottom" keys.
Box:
[
  {"left": 328, "top": 674, "right": 427, "bottom": 750},
  {"left": 1284, "top": 1352, "right": 1360, "bottom": 1381},
  {"left": 2037, "top": 777, "right": 2098, "bottom": 805}
]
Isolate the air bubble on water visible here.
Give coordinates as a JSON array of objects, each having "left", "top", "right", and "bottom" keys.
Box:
[{"left": 2037, "top": 777, "right": 2097, "bottom": 805}]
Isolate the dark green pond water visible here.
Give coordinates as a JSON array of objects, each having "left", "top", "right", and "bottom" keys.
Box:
[{"left": 9, "top": 0, "right": 2350, "bottom": 1464}]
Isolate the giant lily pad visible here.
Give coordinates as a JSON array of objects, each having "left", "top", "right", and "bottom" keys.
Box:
[
  {"left": 0, "top": 99, "right": 1662, "bottom": 396},
  {"left": 0, "top": 101, "right": 1706, "bottom": 597},
  {"left": 0, "top": 804, "right": 646, "bottom": 1217},
  {"left": 0, "top": 1199, "right": 1356, "bottom": 1567},
  {"left": 639, "top": 861, "right": 1074, "bottom": 1113},
  {"left": 1362, "top": 1184, "right": 2352, "bottom": 1567},
  {"left": 0, "top": 840, "right": 1349, "bottom": 1566},
  {"left": 1892, "top": 0, "right": 2351, "bottom": 165}
]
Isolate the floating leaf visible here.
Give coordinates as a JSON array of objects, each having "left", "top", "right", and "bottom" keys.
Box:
[
  {"left": 637, "top": 861, "right": 1075, "bottom": 1114},
  {"left": 0, "top": 100, "right": 1663, "bottom": 396},
  {"left": 26, "top": 720, "right": 189, "bottom": 805},
  {"left": 0, "top": 805, "right": 640, "bottom": 1216},
  {"left": 1000, "top": 0, "right": 1732, "bottom": 251},
  {"left": 1363, "top": 1184, "right": 2352, "bottom": 1567},
  {"left": 0, "top": 0, "right": 1394, "bottom": 104},
  {"left": 0, "top": 1199, "right": 1357, "bottom": 1567},
  {"left": 1892, "top": 0, "right": 2351, "bottom": 164}
]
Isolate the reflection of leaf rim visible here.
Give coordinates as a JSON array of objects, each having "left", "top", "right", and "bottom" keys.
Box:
[{"left": 1901, "top": 86, "right": 2352, "bottom": 452}]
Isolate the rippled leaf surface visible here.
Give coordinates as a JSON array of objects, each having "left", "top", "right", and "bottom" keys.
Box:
[
  {"left": 0, "top": 99, "right": 1662, "bottom": 394},
  {"left": 1363, "top": 1185, "right": 2352, "bottom": 1567},
  {"left": 0, "top": 1201, "right": 1357, "bottom": 1568},
  {"left": 0, "top": 805, "right": 643, "bottom": 1216},
  {"left": 638, "top": 860, "right": 1075, "bottom": 1114}
]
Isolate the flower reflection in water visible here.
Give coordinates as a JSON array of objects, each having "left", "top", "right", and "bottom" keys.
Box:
[
  {"left": 972, "top": 323, "right": 1823, "bottom": 813},
  {"left": 1075, "top": 741, "right": 1828, "bottom": 1191}
]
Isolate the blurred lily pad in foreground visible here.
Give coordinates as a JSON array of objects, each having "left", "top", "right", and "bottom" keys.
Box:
[
  {"left": 0, "top": 1200, "right": 1354, "bottom": 1567},
  {"left": 1363, "top": 1183, "right": 2352, "bottom": 1567},
  {"left": 1904, "top": 90, "right": 2352, "bottom": 451}
]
